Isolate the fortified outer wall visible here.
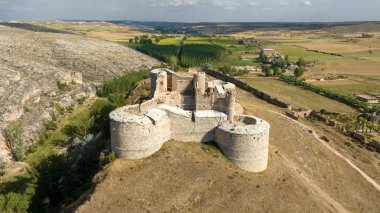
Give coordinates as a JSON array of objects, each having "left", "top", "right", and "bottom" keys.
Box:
[
  {"left": 110, "top": 104, "right": 270, "bottom": 172},
  {"left": 110, "top": 69, "right": 271, "bottom": 173},
  {"left": 204, "top": 69, "right": 290, "bottom": 109},
  {"left": 159, "top": 105, "right": 227, "bottom": 142},
  {"left": 215, "top": 115, "right": 270, "bottom": 173}
]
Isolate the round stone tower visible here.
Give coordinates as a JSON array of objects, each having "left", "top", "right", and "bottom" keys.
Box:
[
  {"left": 150, "top": 69, "right": 160, "bottom": 98},
  {"left": 215, "top": 115, "right": 270, "bottom": 173},
  {"left": 194, "top": 72, "right": 206, "bottom": 94}
]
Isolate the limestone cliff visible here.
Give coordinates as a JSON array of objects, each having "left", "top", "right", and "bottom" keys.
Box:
[{"left": 0, "top": 25, "right": 159, "bottom": 162}]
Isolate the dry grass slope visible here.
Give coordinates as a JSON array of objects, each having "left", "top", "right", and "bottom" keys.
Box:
[{"left": 77, "top": 89, "right": 380, "bottom": 212}]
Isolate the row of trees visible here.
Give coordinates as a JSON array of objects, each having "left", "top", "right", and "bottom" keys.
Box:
[
  {"left": 129, "top": 35, "right": 178, "bottom": 44},
  {"left": 279, "top": 75, "right": 380, "bottom": 114},
  {"left": 180, "top": 44, "right": 225, "bottom": 67},
  {"left": 135, "top": 44, "right": 179, "bottom": 63},
  {"left": 219, "top": 66, "right": 250, "bottom": 76}
]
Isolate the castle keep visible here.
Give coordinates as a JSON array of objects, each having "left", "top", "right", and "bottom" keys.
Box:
[{"left": 109, "top": 69, "right": 270, "bottom": 173}]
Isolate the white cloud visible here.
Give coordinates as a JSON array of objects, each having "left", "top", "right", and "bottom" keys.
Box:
[
  {"left": 303, "top": 0, "right": 312, "bottom": 6},
  {"left": 278, "top": 1, "right": 290, "bottom": 6},
  {"left": 211, "top": 0, "right": 240, "bottom": 9},
  {"left": 140, "top": 0, "right": 200, "bottom": 7},
  {"left": 247, "top": 0, "right": 257, "bottom": 6}
]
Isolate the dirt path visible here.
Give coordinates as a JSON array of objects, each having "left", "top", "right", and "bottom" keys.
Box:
[
  {"left": 271, "top": 146, "right": 348, "bottom": 213},
  {"left": 238, "top": 89, "right": 380, "bottom": 212},
  {"left": 269, "top": 109, "right": 380, "bottom": 193}
]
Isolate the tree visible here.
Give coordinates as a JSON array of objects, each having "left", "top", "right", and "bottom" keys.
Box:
[
  {"left": 294, "top": 67, "right": 305, "bottom": 80},
  {"left": 5, "top": 120, "right": 24, "bottom": 161},
  {"left": 128, "top": 38, "right": 134, "bottom": 43},
  {"left": 297, "top": 57, "right": 306, "bottom": 67},
  {"left": 155, "top": 37, "right": 161, "bottom": 43},
  {"left": 169, "top": 56, "right": 178, "bottom": 71},
  {"left": 262, "top": 66, "right": 273, "bottom": 76},
  {"left": 273, "top": 67, "right": 282, "bottom": 76},
  {"left": 134, "top": 36, "right": 139, "bottom": 43},
  {"left": 259, "top": 49, "right": 268, "bottom": 63},
  {"left": 0, "top": 192, "right": 30, "bottom": 212},
  {"left": 362, "top": 33, "right": 374, "bottom": 38}
]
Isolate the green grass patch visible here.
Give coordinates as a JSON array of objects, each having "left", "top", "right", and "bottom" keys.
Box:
[
  {"left": 317, "top": 82, "right": 380, "bottom": 95},
  {"left": 185, "top": 37, "right": 212, "bottom": 44},
  {"left": 157, "top": 37, "right": 183, "bottom": 45},
  {"left": 237, "top": 75, "right": 356, "bottom": 113},
  {"left": 274, "top": 45, "right": 354, "bottom": 62}
]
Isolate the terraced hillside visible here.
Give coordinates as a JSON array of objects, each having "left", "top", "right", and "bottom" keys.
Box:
[{"left": 0, "top": 24, "right": 158, "bottom": 162}]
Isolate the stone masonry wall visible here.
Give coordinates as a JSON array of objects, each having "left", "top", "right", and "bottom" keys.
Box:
[
  {"left": 215, "top": 115, "right": 270, "bottom": 173},
  {"left": 204, "top": 69, "right": 290, "bottom": 108}
]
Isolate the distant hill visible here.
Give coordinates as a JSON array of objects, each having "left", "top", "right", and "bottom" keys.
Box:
[
  {"left": 324, "top": 23, "right": 380, "bottom": 33},
  {"left": 105, "top": 21, "right": 380, "bottom": 34}
]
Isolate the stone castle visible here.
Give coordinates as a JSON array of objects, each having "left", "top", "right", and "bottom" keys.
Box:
[{"left": 109, "top": 69, "right": 270, "bottom": 173}]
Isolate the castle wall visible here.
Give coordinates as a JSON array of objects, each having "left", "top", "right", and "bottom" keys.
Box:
[
  {"left": 204, "top": 69, "right": 291, "bottom": 109},
  {"left": 215, "top": 115, "right": 270, "bottom": 173},
  {"left": 158, "top": 105, "right": 227, "bottom": 142},
  {"left": 110, "top": 107, "right": 171, "bottom": 159},
  {"left": 171, "top": 73, "right": 193, "bottom": 94},
  {"left": 109, "top": 69, "right": 271, "bottom": 173},
  {"left": 195, "top": 93, "right": 214, "bottom": 110}
]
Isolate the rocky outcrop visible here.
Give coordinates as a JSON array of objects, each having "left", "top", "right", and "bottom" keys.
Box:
[{"left": 0, "top": 25, "right": 159, "bottom": 162}]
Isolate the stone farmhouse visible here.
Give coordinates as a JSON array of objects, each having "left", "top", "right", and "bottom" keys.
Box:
[
  {"left": 357, "top": 94, "right": 379, "bottom": 104},
  {"left": 109, "top": 69, "right": 270, "bottom": 173}
]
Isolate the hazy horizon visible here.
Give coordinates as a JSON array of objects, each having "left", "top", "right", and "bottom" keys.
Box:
[{"left": 1, "top": 0, "right": 380, "bottom": 22}]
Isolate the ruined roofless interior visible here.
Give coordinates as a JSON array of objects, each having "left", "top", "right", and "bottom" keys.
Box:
[{"left": 109, "top": 69, "right": 271, "bottom": 173}]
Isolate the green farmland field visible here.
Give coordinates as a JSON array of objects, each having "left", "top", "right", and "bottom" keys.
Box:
[{"left": 236, "top": 75, "right": 356, "bottom": 113}]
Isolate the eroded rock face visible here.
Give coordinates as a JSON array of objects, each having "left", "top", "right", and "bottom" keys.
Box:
[{"left": 0, "top": 25, "right": 159, "bottom": 162}]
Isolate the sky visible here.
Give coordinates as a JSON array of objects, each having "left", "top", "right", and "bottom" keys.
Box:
[{"left": 0, "top": 0, "right": 379, "bottom": 22}]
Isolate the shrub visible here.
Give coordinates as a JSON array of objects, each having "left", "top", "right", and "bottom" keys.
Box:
[
  {"left": 56, "top": 81, "right": 70, "bottom": 91},
  {"left": 44, "top": 120, "right": 58, "bottom": 131},
  {"left": 108, "top": 151, "right": 117, "bottom": 162},
  {"left": 54, "top": 103, "right": 65, "bottom": 115},
  {"left": 5, "top": 121, "right": 24, "bottom": 161},
  {"left": 97, "top": 71, "right": 150, "bottom": 97},
  {"left": 107, "top": 93, "right": 127, "bottom": 106},
  {"left": 0, "top": 164, "right": 4, "bottom": 176},
  {"left": 0, "top": 192, "right": 30, "bottom": 212}
]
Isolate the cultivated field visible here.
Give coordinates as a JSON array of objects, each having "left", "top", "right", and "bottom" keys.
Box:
[
  {"left": 237, "top": 75, "right": 356, "bottom": 113},
  {"left": 233, "top": 27, "right": 380, "bottom": 96}
]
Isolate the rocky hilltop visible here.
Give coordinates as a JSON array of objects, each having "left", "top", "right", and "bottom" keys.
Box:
[{"left": 0, "top": 25, "right": 159, "bottom": 162}]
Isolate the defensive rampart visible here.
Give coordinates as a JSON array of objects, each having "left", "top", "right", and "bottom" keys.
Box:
[
  {"left": 110, "top": 104, "right": 270, "bottom": 173},
  {"left": 204, "top": 69, "right": 291, "bottom": 108},
  {"left": 110, "top": 69, "right": 270, "bottom": 173}
]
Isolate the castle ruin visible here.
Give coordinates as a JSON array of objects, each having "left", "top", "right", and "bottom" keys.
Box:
[{"left": 109, "top": 69, "right": 270, "bottom": 173}]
